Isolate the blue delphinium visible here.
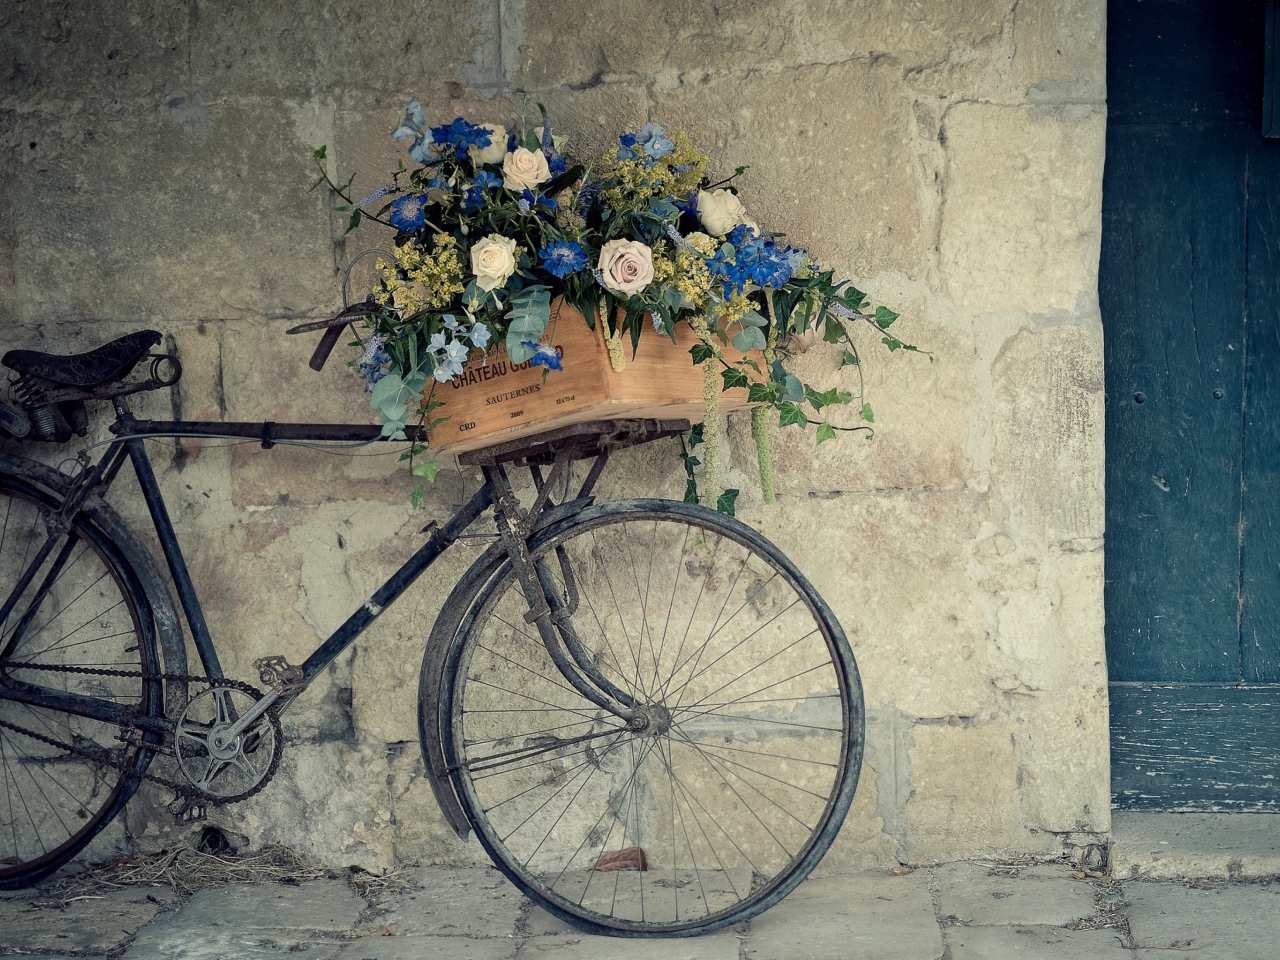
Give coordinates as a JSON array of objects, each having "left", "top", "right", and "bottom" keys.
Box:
[
  {"left": 738, "top": 235, "right": 795, "bottom": 289},
  {"left": 548, "top": 155, "right": 567, "bottom": 175},
  {"left": 429, "top": 117, "right": 492, "bottom": 161},
  {"left": 389, "top": 194, "right": 429, "bottom": 232},
  {"left": 391, "top": 98, "right": 433, "bottom": 163},
  {"left": 356, "top": 334, "right": 391, "bottom": 392},
  {"left": 518, "top": 189, "right": 556, "bottom": 215},
  {"left": 617, "top": 123, "right": 673, "bottom": 164},
  {"left": 523, "top": 342, "right": 563, "bottom": 371},
  {"left": 474, "top": 171, "right": 502, "bottom": 190},
  {"left": 707, "top": 247, "right": 750, "bottom": 297},
  {"left": 469, "top": 322, "right": 491, "bottom": 349},
  {"left": 538, "top": 240, "right": 587, "bottom": 279}
]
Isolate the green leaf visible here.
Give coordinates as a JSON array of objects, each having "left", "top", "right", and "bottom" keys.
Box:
[
  {"left": 314, "top": 145, "right": 327, "bottom": 159},
  {"left": 823, "top": 317, "right": 844, "bottom": 343},
  {"left": 841, "top": 285, "right": 867, "bottom": 310},
  {"left": 874, "top": 305, "right": 900, "bottom": 329},
  {"left": 815, "top": 422, "right": 837, "bottom": 444},
  {"left": 739, "top": 309, "right": 768, "bottom": 328},
  {"left": 806, "top": 386, "right": 849, "bottom": 410},
  {"left": 882, "top": 336, "right": 902, "bottom": 352},
  {"left": 689, "top": 422, "right": 704, "bottom": 446},
  {"left": 345, "top": 209, "right": 362, "bottom": 234},
  {"left": 716, "top": 489, "right": 739, "bottom": 517},
  {"left": 722, "top": 367, "right": 749, "bottom": 390},
  {"left": 747, "top": 382, "right": 776, "bottom": 404},
  {"left": 841, "top": 349, "right": 860, "bottom": 367},
  {"left": 411, "top": 459, "right": 441, "bottom": 482},
  {"left": 778, "top": 402, "right": 808, "bottom": 428},
  {"left": 731, "top": 326, "right": 767, "bottom": 352},
  {"left": 860, "top": 402, "right": 874, "bottom": 423},
  {"left": 783, "top": 374, "right": 804, "bottom": 403},
  {"left": 690, "top": 343, "right": 715, "bottom": 365},
  {"left": 684, "top": 477, "right": 700, "bottom": 504},
  {"left": 505, "top": 285, "right": 552, "bottom": 362},
  {"left": 410, "top": 485, "right": 425, "bottom": 510}
]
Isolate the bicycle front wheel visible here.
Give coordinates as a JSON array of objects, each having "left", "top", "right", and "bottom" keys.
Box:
[
  {"left": 441, "top": 499, "right": 863, "bottom": 936},
  {"left": 0, "top": 472, "right": 160, "bottom": 889}
]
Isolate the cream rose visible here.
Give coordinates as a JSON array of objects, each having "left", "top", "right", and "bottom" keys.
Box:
[
  {"left": 696, "top": 188, "right": 749, "bottom": 237},
  {"left": 470, "top": 234, "right": 519, "bottom": 292},
  {"left": 597, "top": 239, "right": 655, "bottom": 296},
  {"left": 469, "top": 123, "right": 508, "bottom": 167},
  {"left": 502, "top": 147, "right": 551, "bottom": 192}
]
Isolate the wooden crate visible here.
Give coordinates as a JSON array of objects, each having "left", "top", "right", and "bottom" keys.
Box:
[{"left": 425, "top": 300, "right": 755, "bottom": 454}]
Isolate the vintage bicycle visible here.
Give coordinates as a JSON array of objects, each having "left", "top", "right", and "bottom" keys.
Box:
[{"left": 0, "top": 326, "right": 864, "bottom": 937}]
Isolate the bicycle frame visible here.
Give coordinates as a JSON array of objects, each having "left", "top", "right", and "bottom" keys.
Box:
[{"left": 2, "top": 403, "right": 687, "bottom": 740}]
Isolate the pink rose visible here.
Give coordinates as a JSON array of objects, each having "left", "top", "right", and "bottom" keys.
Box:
[{"left": 597, "top": 239, "right": 654, "bottom": 296}]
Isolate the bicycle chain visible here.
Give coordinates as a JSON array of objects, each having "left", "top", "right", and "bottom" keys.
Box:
[{"left": 0, "top": 660, "right": 283, "bottom": 806}]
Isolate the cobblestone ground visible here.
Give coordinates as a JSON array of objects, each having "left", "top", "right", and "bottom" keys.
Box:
[{"left": 1, "top": 860, "right": 1277, "bottom": 959}]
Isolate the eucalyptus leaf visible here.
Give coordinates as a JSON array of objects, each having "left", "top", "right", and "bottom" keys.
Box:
[
  {"left": 731, "top": 326, "right": 767, "bottom": 352},
  {"left": 505, "top": 285, "right": 552, "bottom": 363},
  {"left": 739, "top": 310, "right": 768, "bottom": 328}
]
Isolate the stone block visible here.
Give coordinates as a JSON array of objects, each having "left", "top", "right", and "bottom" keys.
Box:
[
  {"left": 741, "top": 491, "right": 997, "bottom": 718},
  {"left": 2, "top": 99, "right": 335, "bottom": 325},
  {"left": 1016, "top": 686, "right": 1110, "bottom": 834},
  {"left": 906, "top": 723, "right": 1056, "bottom": 862},
  {"left": 187, "top": 4, "right": 475, "bottom": 100},
  {"left": 940, "top": 104, "right": 1104, "bottom": 315},
  {"left": 1110, "top": 812, "right": 1280, "bottom": 881},
  {"left": 0, "top": 0, "right": 189, "bottom": 101},
  {"left": 1011, "top": 0, "right": 1108, "bottom": 100},
  {"left": 336, "top": 937, "right": 517, "bottom": 960},
  {"left": 1125, "top": 881, "right": 1280, "bottom": 960},
  {"left": 649, "top": 59, "right": 925, "bottom": 277},
  {"left": 0, "top": 888, "right": 162, "bottom": 954},
  {"left": 989, "top": 324, "right": 1105, "bottom": 543},
  {"left": 934, "top": 861, "right": 1095, "bottom": 926},
  {"left": 947, "top": 925, "right": 1130, "bottom": 959},
  {"left": 373, "top": 866, "right": 523, "bottom": 937},
  {"left": 746, "top": 871, "right": 944, "bottom": 960},
  {"left": 811, "top": 756, "right": 904, "bottom": 872}
]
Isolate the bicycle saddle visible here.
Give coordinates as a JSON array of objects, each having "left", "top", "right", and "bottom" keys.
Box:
[{"left": 2, "top": 330, "right": 162, "bottom": 388}]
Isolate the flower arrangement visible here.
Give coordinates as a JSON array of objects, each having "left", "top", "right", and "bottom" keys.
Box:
[{"left": 312, "top": 100, "right": 922, "bottom": 509}]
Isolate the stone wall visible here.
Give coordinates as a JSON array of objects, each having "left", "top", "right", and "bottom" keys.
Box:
[{"left": 0, "top": 0, "right": 1108, "bottom": 870}]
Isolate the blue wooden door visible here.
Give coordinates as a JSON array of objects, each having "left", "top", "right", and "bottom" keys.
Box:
[{"left": 1104, "top": 0, "right": 1280, "bottom": 810}]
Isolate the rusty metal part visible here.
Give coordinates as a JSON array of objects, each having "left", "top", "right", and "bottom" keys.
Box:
[
  {"left": 0, "top": 659, "right": 279, "bottom": 806},
  {"left": 252, "top": 655, "right": 306, "bottom": 695}
]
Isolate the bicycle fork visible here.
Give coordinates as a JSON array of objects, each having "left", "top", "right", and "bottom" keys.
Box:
[{"left": 483, "top": 462, "right": 648, "bottom": 733}]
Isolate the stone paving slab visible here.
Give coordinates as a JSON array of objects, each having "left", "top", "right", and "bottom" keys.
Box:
[
  {"left": 1111, "top": 811, "right": 1280, "bottom": 880},
  {"left": 335, "top": 935, "right": 519, "bottom": 960},
  {"left": 515, "top": 932, "right": 741, "bottom": 959},
  {"left": 934, "top": 862, "right": 1096, "bottom": 926},
  {"left": 372, "top": 866, "right": 523, "bottom": 938},
  {"left": 946, "top": 925, "right": 1131, "bottom": 958},
  {"left": 0, "top": 887, "right": 164, "bottom": 954},
  {"left": 121, "top": 927, "right": 343, "bottom": 960},
  {"left": 745, "top": 871, "right": 944, "bottom": 960},
  {"left": 1125, "top": 880, "right": 1280, "bottom": 960}
]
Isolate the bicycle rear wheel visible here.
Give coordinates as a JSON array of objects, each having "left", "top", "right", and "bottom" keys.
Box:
[
  {"left": 441, "top": 499, "right": 863, "bottom": 936},
  {"left": 0, "top": 473, "right": 160, "bottom": 889}
]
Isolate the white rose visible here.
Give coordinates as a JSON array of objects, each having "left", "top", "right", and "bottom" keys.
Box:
[
  {"left": 597, "top": 239, "right": 655, "bottom": 296},
  {"left": 502, "top": 147, "right": 551, "bottom": 192},
  {"left": 697, "top": 188, "right": 749, "bottom": 237},
  {"left": 469, "top": 123, "right": 508, "bottom": 167},
  {"left": 470, "top": 234, "right": 519, "bottom": 292}
]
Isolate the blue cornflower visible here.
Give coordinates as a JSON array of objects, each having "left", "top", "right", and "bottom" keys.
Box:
[
  {"left": 637, "top": 122, "right": 674, "bottom": 160},
  {"left": 429, "top": 117, "right": 492, "bottom": 161},
  {"left": 391, "top": 98, "right": 434, "bottom": 163},
  {"left": 523, "top": 342, "right": 563, "bottom": 371},
  {"left": 469, "top": 322, "right": 491, "bottom": 348},
  {"left": 707, "top": 247, "right": 750, "bottom": 297},
  {"left": 389, "top": 194, "right": 429, "bottom": 232},
  {"left": 538, "top": 240, "right": 587, "bottom": 279}
]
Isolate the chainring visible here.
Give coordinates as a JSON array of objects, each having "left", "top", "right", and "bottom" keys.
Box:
[{"left": 173, "top": 682, "right": 283, "bottom": 803}]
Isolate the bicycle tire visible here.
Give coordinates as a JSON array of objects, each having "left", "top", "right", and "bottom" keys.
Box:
[
  {"left": 439, "top": 499, "right": 864, "bottom": 937},
  {"left": 0, "top": 471, "right": 162, "bottom": 889}
]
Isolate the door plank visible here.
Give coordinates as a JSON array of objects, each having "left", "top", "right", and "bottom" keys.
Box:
[
  {"left": 1103, "top": 123, "right": 1249, "bottom": 683},
  {"left": 1111, "top": 683, "right": 1280, "bottom": 810}
]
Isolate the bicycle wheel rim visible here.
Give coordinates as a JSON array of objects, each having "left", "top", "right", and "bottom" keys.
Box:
[
  {"left": 0, "top": 477, "right": 155, "bottom": 886},
  {"left": 443, "top": 500, "right": 864, "bottom": 936}
]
